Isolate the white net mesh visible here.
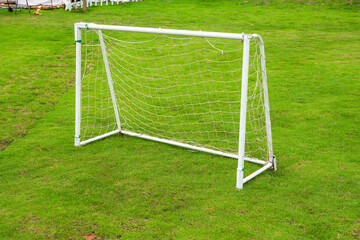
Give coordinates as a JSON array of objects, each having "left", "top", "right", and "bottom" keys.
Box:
[{"left": 80, "top": 29, "right": 269, "bottom": 161}]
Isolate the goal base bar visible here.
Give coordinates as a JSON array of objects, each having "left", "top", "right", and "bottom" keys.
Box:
[
  {"left": 243, "top": 162, "right": 272, "bottom": 184},
  {"left": 78, "top": 129, "right": 266, "bottom": 165},
  {"left": 78, "top": 129, "right": 121, "bottom": 146}
]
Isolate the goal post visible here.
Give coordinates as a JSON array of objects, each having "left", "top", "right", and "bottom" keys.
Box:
[{"left": 74, "top": 22, "right": 276, "bottom": 189}]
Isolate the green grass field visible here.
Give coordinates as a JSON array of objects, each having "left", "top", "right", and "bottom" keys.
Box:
[{"left": 1, "top": 1, "right": 360, "bottom": 239}]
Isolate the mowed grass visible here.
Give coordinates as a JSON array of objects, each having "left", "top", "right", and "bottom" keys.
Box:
[{"left": 0, "top": 1, "right": 360, "bottom": 239}]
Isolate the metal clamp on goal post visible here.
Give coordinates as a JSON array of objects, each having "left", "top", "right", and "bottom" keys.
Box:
[
  {"left": 74, "top": 134, "right": 81, "bottom": 147},
  {"left": 272, "top": 156, "right": 277, "bottom": 171}
]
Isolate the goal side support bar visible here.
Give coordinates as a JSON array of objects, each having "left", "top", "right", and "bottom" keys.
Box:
[
  {"left": 258, "top": 35, "right": 276, "bottom": 171},
  {"left": 98, "top": 30, "right": 122, "bottom": 131}
]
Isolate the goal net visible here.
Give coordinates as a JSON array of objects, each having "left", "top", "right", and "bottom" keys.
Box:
[{"left": 74, "top": 23, "right": 276, "bottom": 189}]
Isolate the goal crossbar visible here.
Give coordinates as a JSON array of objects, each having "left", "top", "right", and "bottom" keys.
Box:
[
  {"left": 74, "top": 23, "right": 276, "bottom": 190},
  {"left": 75, "top": 23, "right": 256, "bottom": 41}
]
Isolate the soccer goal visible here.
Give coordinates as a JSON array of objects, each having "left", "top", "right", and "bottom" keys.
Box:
[{"left": 74, "top": 23, "right": 276, "bottom": 189}]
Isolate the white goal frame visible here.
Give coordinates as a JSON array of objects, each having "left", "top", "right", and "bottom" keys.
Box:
[{"left": 74, "top": 23, "right": 277, "bottom": 189}]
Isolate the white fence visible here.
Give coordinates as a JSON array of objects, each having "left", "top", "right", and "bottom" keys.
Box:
[{"left": 64, "top": 0, "right": 140, "bottom": 11}]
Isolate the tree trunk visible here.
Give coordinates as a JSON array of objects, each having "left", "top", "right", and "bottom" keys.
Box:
[{"left": 83, "top": 0, "right": 87, "bottom": 12}]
